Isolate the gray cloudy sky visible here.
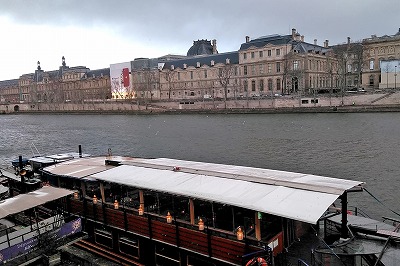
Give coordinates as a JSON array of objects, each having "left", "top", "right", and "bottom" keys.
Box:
[{"left": 0, "top": 0, "right": 399, "bottom": 80}]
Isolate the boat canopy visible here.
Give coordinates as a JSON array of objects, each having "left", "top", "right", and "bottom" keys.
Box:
[
  {"left": 0, "top": 186, "right": 73, "bottom": 219},
  {"left": 43, "top": 157, "right": 113, "bottom": 178},
  {"left": 90, "top": 158, "right": 364, "bottom": 224}
]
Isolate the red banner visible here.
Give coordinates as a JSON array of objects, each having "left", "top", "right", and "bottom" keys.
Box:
[{"left": 122, "top": 68, "right": 130, "bottom": 87}]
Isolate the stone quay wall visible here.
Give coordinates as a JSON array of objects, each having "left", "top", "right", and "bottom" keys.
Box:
[{"left": 1, "top": 91, "right": 400, "bottom": 114}]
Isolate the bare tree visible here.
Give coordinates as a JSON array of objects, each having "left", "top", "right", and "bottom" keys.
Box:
[
  {"left": 133, "top": 69, "right": 158, "bottom": 107},
  {"left": 163, "top": 68, "right": 176, "bottom": 100},
  {"left": 111, "top": 77, "right": 125, "bottom": 100},
  {"left": 283, "top": 52, "right": 305, "bottom": 105},
  {"left": 217, "top": 62, "right": 234, "bottom": 109}
]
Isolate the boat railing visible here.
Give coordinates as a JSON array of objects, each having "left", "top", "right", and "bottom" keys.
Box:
[
  {"left": 70, "top": 195, "right": 278, "bottom": 249},
  {"left": 0, "top": 214, "right": 65, "bottom": 250},
  {"left": 348, "top": 205, "right": 371, "bottom": 218}
]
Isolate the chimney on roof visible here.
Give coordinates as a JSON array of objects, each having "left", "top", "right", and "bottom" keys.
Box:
[
  {"left": 301, "top": 35, "right": 304, "bottom": 42},
  {"left": 212, "top": 39, "right": 218, "bottom": 54},
  {"left": 292, "top": 28, "right": 296, "bottom": 39},
  {"left": 324, "top": 40, "right": 329, "bottom": 48},
  {"left": 347, "top": 37, "right": 351, "bottom": 44},
  {"left": 314, "top": 39, "right": 317, "bottom": 45},
  {"left": 245, "top": 36, "right": 250, "bottom": 43}
]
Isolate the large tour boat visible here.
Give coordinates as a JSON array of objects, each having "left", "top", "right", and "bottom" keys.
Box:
[{"left": 0, "top": 146, "right": 399, "bottom": 265}]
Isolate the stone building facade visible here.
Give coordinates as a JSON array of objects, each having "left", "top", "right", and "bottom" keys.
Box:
[
  {"left": 362, "top": 29, "right": 400, "bottom": 89},
  {"left": 156, "top": 29, "right": 338, "bottom": 101},
  {"left": 331, "top": 37, "right": 363, "bottom": 92},
  {"left": 0, "top": 57, "right": 111, "bottom": 104},
  {"left": 2, "top": 28, "right": 400, "bottom": 104}
]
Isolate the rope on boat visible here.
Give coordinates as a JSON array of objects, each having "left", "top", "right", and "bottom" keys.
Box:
[{"left": 364, "top": 188, "right": 400, "bottom": 217}]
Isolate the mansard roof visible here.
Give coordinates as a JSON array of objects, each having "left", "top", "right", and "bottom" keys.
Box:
[
  {"left": 85, "top": 68, "right": 110, "bottom": 78},
  {"left": 162, "top": 52, "right": 239, "bottom": 70},
  {"left": 187, "top": 39, "right": 214, "bottom": 56},
  {"left": 239, "top": 34, "right": 293, "bottom": 50},
  {"left": 0, "top": 79, "right": 19, "bottom": 88},
  {"left": 240, "top": 34, "right": 331, "bottom": 55},
  {"left": 292, "top": 41, "right": 331, "bottom": 54}
]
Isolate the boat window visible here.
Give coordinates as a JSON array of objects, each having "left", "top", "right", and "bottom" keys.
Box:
[
  {"left": 234, "top": 207, "right": 256, "bottom": 238},
  {"left": 85, "top": 181, "right": 100, "bottom": 199},
  {"left": 59, "top": 176, "right": 76, "bottom": 190},
  {"left": 172, "top": 195, "right": 190, "bottom": 222},
  {"left": 260, "top": 213, "right": 282, "bottom": 241},
  {"left": 144, "top": 191, "right": 173, "bottom": 215},
  {"left": 213, "top": 203, "right": 234, "bottom": 231},
  {"left": 121, "top": 186, "right": 140, "bottom": 208},
  {"left": 194, "top": 200, "right": 213, "bottom": 226}
]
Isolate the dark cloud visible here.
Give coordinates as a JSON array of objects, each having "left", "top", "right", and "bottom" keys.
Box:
[{"left": 1, "top": 0, "right": 399, "bottom": 53}]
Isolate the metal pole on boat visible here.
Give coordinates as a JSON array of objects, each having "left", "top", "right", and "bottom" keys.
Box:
[
  {"left": 340, "top": 191, "right": 348, "bottom": 239},
  {"left": 79, "top": 145, "right": 82, "bottom": 158},
  {"left": 19, "top": 156, "right": 25, "bottom": 184}
]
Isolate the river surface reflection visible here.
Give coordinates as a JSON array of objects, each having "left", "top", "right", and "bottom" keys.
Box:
[{"left": 1, "top": 113, "right": 399, "bottom": 220}]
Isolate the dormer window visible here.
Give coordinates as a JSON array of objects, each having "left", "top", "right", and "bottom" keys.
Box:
[
  {"left": 211, "top": 60, "right": 215, "bottom": 66},
  {"left": 196, "top": 62, "right": 200, "bottom": 68},
  {"left": 171, "top": 65, "right": 175, "bottom": 70},
  {"left": 183, "top": 64, "right": 187, "bottom": 69},
  {"left": 226, "top": 58, "right": 230, "bottom": 64}
]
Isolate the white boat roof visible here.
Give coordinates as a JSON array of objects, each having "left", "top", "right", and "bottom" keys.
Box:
[
  {"left": 89, "top": 157, "right": 363, "bottom": 224},
  {"left": 43, "top": 157, "right": 113, "bottom": 178},
  {"left": 0, "top": 186, "right": 73, "bottom": 219}
]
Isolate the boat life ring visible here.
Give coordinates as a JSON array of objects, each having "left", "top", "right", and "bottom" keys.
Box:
[{"left": 245, "top": 257, "right": 268, "bottom": 266}]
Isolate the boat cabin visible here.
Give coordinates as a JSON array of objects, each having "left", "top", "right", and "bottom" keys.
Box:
[{"left": 40, "top": 156, "right": 363, "bottom": 266}]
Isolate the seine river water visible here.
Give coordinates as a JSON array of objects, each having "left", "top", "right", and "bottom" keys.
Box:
[{"left": 1, "top": 113, "right": 399, "bottom": 221}]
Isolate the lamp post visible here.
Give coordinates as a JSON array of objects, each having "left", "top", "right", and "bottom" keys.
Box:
[{"left": 395, "top": 65, "right": 397, "bottom": 91}]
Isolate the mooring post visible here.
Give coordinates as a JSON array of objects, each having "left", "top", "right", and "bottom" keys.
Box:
[
  {"left": 78, "top": 145, "right": 82, "bottom": 158},
  {"left": 340, "top": 191, "right": 348, "bottom": 239}
]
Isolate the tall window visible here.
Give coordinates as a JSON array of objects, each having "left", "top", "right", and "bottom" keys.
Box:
[
  {"left": 276, "top": 78, "right": 281, "bottom": 91},
  {"left": 259, "top": 64, "right": 264, "bottom": 74},
  {"left": 204, "top": 70, "right": 207, "bottom": 78},
  {"left": 251, "top": 52, "right": 255, "bottom": 59},
  {"left": 268, "top": 64, "right": 272, "bottom": 73},
  {"left": 276, "top": 49, "right": 281, "bottom": 56},
  {"left": 259, "top": 51, "right": 263, "bottom": 58},
  {"left": 243, "top": 53, "right": 247, "bottom": 60},
  {"left": 268, "top": 79, "right": 273, "bottom": 91},
  {"left": 243, "top": 66, "right": 248, "bottom": 75},
  {"left": 369, "top": 59, "right": 374, "bottom": 70},
  {"left": 276, "top": 62, "right": 281, "bottom": 73},
  {"left": 251, "top": 80, "right": 256, "bottom": 91},
  {"left": 268, "top": 50, "right": 272, "bottom": 57},
  {"left": 190, "top": 71, "right": 193, "bottom": 79},
  {"left": 259, "top": 79, "right": 264, "bottom": 91},
  {"left": 177, "top": 72, "right": 180, "bottom": 80},
  {"left": 293, "top": 60, "right": 299, "bottom": 70},
  {"left": 251, "top": 65, "right": 256, "bottom": 75},
  {"left": 243, "top": 80, "right": 248, "bottom": 91}
]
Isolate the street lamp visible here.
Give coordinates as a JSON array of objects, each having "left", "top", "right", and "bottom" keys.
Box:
[{"left": 395, "top": 65, "right": 397, "bottom": 91}]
